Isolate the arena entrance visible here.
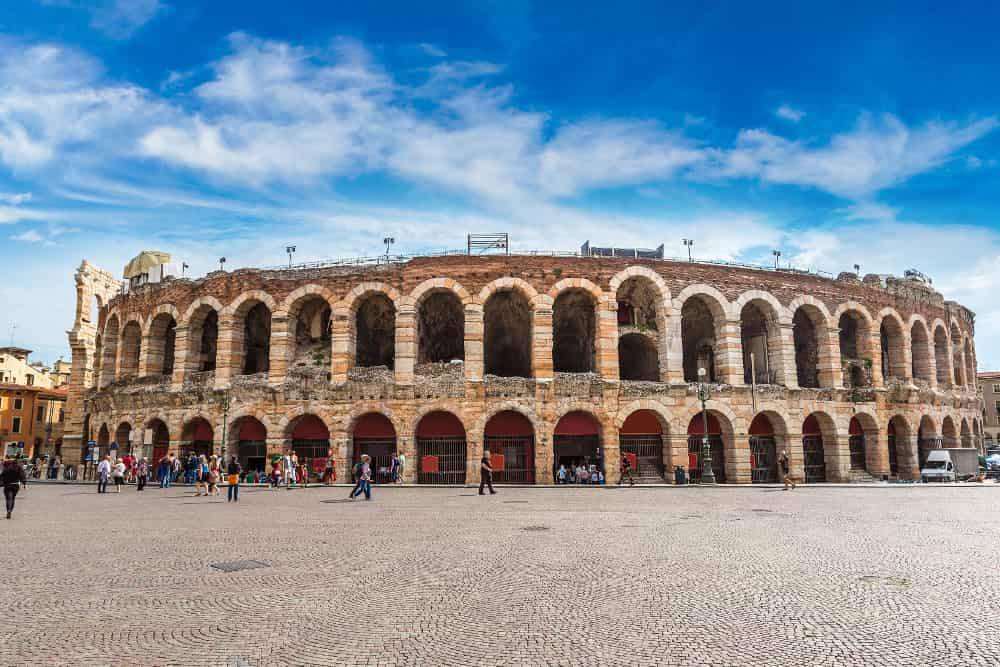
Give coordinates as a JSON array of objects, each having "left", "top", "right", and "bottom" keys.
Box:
[
  {"left": 146, "top": 419, "right": 170, "bottom": 465},
  {"left": 180, "top": 418, "right": 213, "bottom": 460},
  {"left": 290, "top": 414, "right": 330, "bottom": 483},
  {"left": 687, "top": 413, "right": 726, "bottom": 483},
  {"left": 748, "top": 414, "right": 778, "bottom": 483},
  {"left": 619, "top": 410, "right": 665, "bottom": 482},
  {"left": 801, "top": 414, "right": 827, "bottom": 483},
  {"left": 553, "top": 411, "right": 602, "bottom": 483},
  {"left": 848, "top": 417, "right": 866, "bottom": 470},
  {"left": 484, "top": 411, "right": 535, "bottom": 484},
  {"left": 235, "top": 417, "right": 267, "bottom": 475},
  {"left": 416, "top": 411, "right": 467, "bottom": 485},
  {"left": 352, "top": 413, "right": 397, "bottom": 484}
]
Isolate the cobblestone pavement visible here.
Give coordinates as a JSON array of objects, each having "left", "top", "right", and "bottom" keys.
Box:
[{"left": 2, "top": 483, "right": 999, "bottom": 666}]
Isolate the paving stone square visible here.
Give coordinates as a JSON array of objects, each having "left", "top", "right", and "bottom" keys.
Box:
[{"left": 2, "top": 483, "right": 998, "bottom": 666}]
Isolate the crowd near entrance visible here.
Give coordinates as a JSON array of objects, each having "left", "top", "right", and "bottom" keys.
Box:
[
  {"left": 619, "top": 410, "right": 665, "bottom": 482},
  {"left": 417, "top": 411, "right": 467, "bottom": 484},
  {"left": 180, "top": 418, "right": 213, "bottom": 460},
  {"left": 352, "top": 413, "right": 397, "bottom": 484},
  {"left": 687, "top": 413, "right": 726, "bottom": 483},
  {"left": 552, "top": 411, "right": 603, "bottom": 483},
  {"left": 484, "top": 411, "right": 535, "bottom": 484},
  {"left": 289, "top": 415, "right": 330, "bottom": 483}
]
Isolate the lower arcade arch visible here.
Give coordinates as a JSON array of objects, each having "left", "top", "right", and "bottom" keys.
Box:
[
  {"left": 352, "top": 413, "right": 397, "bottom": 485},
  {"left": 484, "top": 410, "right": 535, "bottom": 484},
  {"left": 553, "top": 411, "right": 603, "bottom": 482},
  {"left": 115, "top": 421, "right": 133, "bottom": 452},
  {"left": 887, "top": 416, "right": 911, "bottom": 477},
  {"left": 687, "top": 412, "right": 728, "bottom": 483},
  {"left": 181, "top": 417, "right": 214, "bottom": 460},
  {"left": 287, "top": 414, "right": 331, "bottom": 482},
  {"left": 416, "top": 411, "right": 467, "bottom": 485},
  {"left": 917, "top": 415, "right": 940, "bottom": 467},
  {"left": 801, "top": 413, "right": 835, "bottom": 483},
  {"left": 145, "top": 418, "right": 170, "bottom": 464},
  {"left": 848, "top": 417, "right": 866, "bottom": 471},
  {"left": 748, "top": 413, "right": 785, "bottom": 484},
  {"left": 232, "top": 417, "right": 267, "bottom": 474},
  {"left": 618, "top": 410, "right": 666, "bottom": 482}
]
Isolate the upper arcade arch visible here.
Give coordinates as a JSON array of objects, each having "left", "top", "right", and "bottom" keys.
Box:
[
  {"left": 878, "top": 309, "right": 908, "bottom": 384},
  {"left": 678, "top": 286, "right": 729, "bottom": 383}
]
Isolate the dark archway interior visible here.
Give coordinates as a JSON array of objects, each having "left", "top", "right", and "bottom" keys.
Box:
[
  {"left": 149, "top": 314, "right": 177, "bottom": 377},
  {"left": 793, "top": 308, "right": 820, "bottom": 388},
  {"left": 356, "top": 293, "right": 396, "bottom": 368},
  {"left": 101, "top": 316, "right": 119, "bottom": 382},
  {"left": 910, "top": 323, "right": 931, "bottom": 382},
  {"left": 839, "top": 311, "right": 869, "bottom": 387},
  {"left": 552, "top": 289, "right": 596, "bottom": 373},
  {"left": 740, "top": 302, "right": 777, "bottom": 385},
  {"left": 484, "top": 290, "right": 532, "bottom": 377},
  {"left": 418, "top": 291, "right": 464, "bottom": 364},
  {"left": 616, "top": 278, "right": 659, "bottom": 329},
  {"left": 293, "top": 297, "right": 331, "bottom": 366},
  {"left": 880, "top": 318, "right": 905, "bottom": 381},
  {"left": 119, "top": 321, "right": 142, "bottom": 378},
  {"left": 682, "top": 297, "right": 717, "bottom": 382},
  {"left": 198, "top": 309, "right": 218, "bottom": 372},
  {"left": 950, "top": 325, "right": 964, "bottom": 386},
  {"left": 618, "top": 333, "right": 659, "bottom": 381},
  {"left": 933, "top": 327, "right": 949, "bottom": 387},
  {"left": 243, "top": 303, "right": 271, "bottom": 374}
]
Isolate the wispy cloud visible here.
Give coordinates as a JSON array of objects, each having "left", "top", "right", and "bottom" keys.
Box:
[
  {"left": 40, "top": 0, "right": 167, "bottom": 39},
  {"left": 775, "top": 104, "right": 805, "bottom": 122},
  {"left": 10, "top": 229, "right": 43, "bottom": 242}
]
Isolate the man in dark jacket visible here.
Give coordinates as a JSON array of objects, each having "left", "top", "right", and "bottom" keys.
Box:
[
  {"left": 479, "top": 449, "right": 496, "bottom": 495},
  {"left": 2, "top": 457, "right": 27, "bottom": 519}
]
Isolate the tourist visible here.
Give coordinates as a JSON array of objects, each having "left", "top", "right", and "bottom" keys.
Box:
[
  {"left": 157, "top": 455, "right": 169, "bottom": 488},
  {"left": 390, "top": 453, "right": 400, "bottom": 484},
  {"left": 171, "top": 454, "right": 182, "bottom": 484},
  {"left": 136, "top": 457, "right": 148, "bottom": 491},
  {"left": 397, "top": 452, "right": 406, "bottom": 483},
  {"left": 590, "top": 465, "right": 599, "bottom": 485},
  {"left": 576, "top": 464, "right": 587, "bottom": 485},
  {"left": 96, "top": 455, "right": 111, "bottom": 493},
  {"left": 122, "top": 452, "right": 133, "bottom": 483},
  {"left": 186, "top": 453, "right": 199, "bottom": 485},
  {"left": 620, "top": 455, "right": 635, "bottom": 487},
  {"left": 350, "top": 454, "right": 372, "bottom": 500},
  {"left": 111, "top": 457, "right": 126, "bottom": 492},
  {"left": 557, "top": 464, "right": 567, "bottom": 484},
  {"left": 779, "top": 450, "right": 796, "bottom": 490},
  {"left": 227, "top": 456, "right": 242, "bottom": 503},
  {"left": 298, "top": 460, "right": 309, "bottom": 488},
  {"left": 2, "top": 457, "right": 27, "bottom": 519},
  {"left": 207, "top": 455, "right": 221, "bottom": 496},
  {"left": 479, "top": 449, "right": 496, "bottom": 495},
  {"left": 349, "top": 458, "right": 364, "bottom": 498},
  {"left": 283, "top": 451, "right": 296, "bottom": 489}
]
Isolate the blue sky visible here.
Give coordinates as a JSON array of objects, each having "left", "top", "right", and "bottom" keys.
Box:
[{"left": 2, "top": 1, "right": 1000, "bottom": 367}]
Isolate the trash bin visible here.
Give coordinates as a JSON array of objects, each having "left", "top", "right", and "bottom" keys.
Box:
[{"left": 674, "top": 466, "right": 687, "bottom": 485}]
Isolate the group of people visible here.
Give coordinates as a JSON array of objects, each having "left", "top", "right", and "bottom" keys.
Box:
[{"left": 556, "top": 462, "right": 606, "bottom": 485}]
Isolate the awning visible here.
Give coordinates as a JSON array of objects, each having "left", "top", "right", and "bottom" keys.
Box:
[{"left": 123, "top": 251, "right": 171, "bottom": 279}]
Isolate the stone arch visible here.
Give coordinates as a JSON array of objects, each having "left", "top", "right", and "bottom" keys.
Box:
[
  {"left": 684, "top": 405, "right": 737, "bottom": 483},
  {"left": 790, "top": 301, "right": 828, "bottom": 388},
  {"left": 547, "top": 277, "right": 603, "bottom": 302},
  {"left": 887, "top": 414, "right": 913, "bottom": 478},
  {"left": 277, "top": 284, "right": 336, "bottom": 317},
  {"left": 942, "top": 415, "right": 958, "bottom": 447},
  {"left": 877, "top": 308, "right": 908, "bottom": 383},
  {"left": 228, "top": 414, "right": 269, "bottom": 473},
  {"left": 483, "top": 409, "right": 538, "bottom": 484},
  {"left": 179, "top": 415, "right": 215, "bottom": 459},
  {"left": 613, "top": 270, "right": 669, "bottom": 382},
  {"left": 227, "top": 292, "right": 275, "bottom": 376},
  {"left": 748, "top": 410, "right": 789, "bottom": 483},
  {"left": 618, "top": 406, "right": 671, "bottom": 482},
  {"left": 143, "top": 417, "right": 170, "bottom": 459},
  {"left": 964, "top": 336, "right": 975, "bottom": 388},
  {"left": 960, "top": 417, "right": 972, "bottom": 448},
  {"left": 478, "top": 277, "right": 540, "bottom": 305},
  {"left": 283, "top": 287, "right": 334, "bottom": 372},
  {"left": 908, "top": 317, "right": 933, "bottom": 384},
  {"left": 348, "top": 288, "right": 398, "bottom": 370},
  {"left": 736, "top": 292, "right": 786, "bottom": 385},
  {"left": 181, "top": 296, "right": 225, "bottom": 326},
  {"left": 483, "top": 284, "right": 534, "bottom": 377},
  {"left": 950, "top": 322, "right": 965, "bottom": 387},
  {"left": 144, "top": 307, "right": 179, "bottom": 377},
  {"left": 413, "top": 282, "right": 466, "bottom": 366},
  {"left": 345, "top": 402, "right": 407, "bottom": 441},
  {"left": 835, "top": 303, "right": 875, "bottom": 388},
  {"left": 552, "top": 286, "right": 598, "bottom": 373},
  {"left": 410, "top": 277, "right": 473, "bottom": 307},
  {"left": 414, "top": 409, "right": 468, "bottom": 485},
  {"left": 350, "top": 411, "right": 399, "bottom": 484},
  {"left": 802, "top": 411, "right": 838, "bottom": 483},
  {"left": 99, "top": 313, "right": 120, "bottom": 385},
  {"left": 677, "top": 286, "right": 729, "bottom": 383},
  {"left": 932, "top": 322, "right": 950, "bottom": 388},
  {"left": 118, "top": 319, "right": 143, "bottom": 379}
]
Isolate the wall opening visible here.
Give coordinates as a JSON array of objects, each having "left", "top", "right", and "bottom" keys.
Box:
[
  {"left": 242, "top": 302, "right": 272, "bottom": 375},
  {"left": 552, "top": 289, "right": 596, "bottom": 373},
  {"left": 484, "top": 410, "right": 535, "bottom": 484},
  {"left": 618, "top": 333, "right": 659, "bottom": 381},
  {"left": 964, "top": 338, "right": 975, "bottom": 388},
  {"left": 353, "top": 412, "right": 397, "bottom": 484},
  {"left": 189, "top": 307, "right": 218, "bottom": 373},
  {"left": 416, "top": 411, "right": 467, "bottom": 484},
  {"left": 148, "top": 313, "right": 177, "bottom": 377},
  {"left": 484, "top": 290, "right": 532, "bottom": 377},
  {"left": 839, "top": 311, "right": 870, "bottom": 387},
  {"left": 933, "top": 325, "right": 949, "bottom": 387},
  {"left": 619, "top": 410, "right": 665, "bottom": 481},
  {"left": 292, "top": 296, "right": 331, "bottom": 370},
  {"left": 682, "top": 296, "right": 720, "bottom": 382},
  {"left": 417, "top": 291, "right": 465, "bottom": 364},
  {"left": 748, "top": 413, "right": 779, "bottom": 483},
  {"left": 910, "top": 321, "right": 932, "bottom": 383},
  {"left": 100, "top": 314, "right": 119, "bottom": 385},
  {"left": 289, "top": 414, "right": 330, "bottom": 483},
  {"left": 801, "top": 414, "right": 827, "bottom": 483},
  {"left": 950, "top": 324, "right": 964, "bottom": 386},
  {"left": 355, "top": 293, "right": 395, "bottom": 369},
  {"left": 119, "top": 321, "right": 142, "bottom": 379},
  {"left": 181, "top": 417, "right": 214, "bottom": 460},
  {"left": 740, "top": 301, "right": 780, "bottom": 385},
  {"left": 234, "top": 417, "right": 267, "bottom": 474},
  {"left": 553, "top": 410, "right": 602, "bottom": 480},
  {"left": 880, "top": 316, "right": 906, "bottom": 382},
  {"left": 792, "top": 306, "right": 821, "bottom": 388},
  {"left": 686, "top": 412, "right": 727, "bottom": 483}
]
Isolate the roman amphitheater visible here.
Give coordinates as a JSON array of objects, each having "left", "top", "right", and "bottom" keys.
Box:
[{"left": 61, "top": 249, "right": 984, "bottom": 486}]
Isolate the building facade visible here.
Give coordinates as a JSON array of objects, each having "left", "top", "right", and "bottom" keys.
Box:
[
  {"left": 977, "top": 371, "right": 1000, "bottom": 449},
  {"left": 63, "top": 254, "right": 983, "bottom": 485},
  {"left": 1, "top": 383, "right": 67, "bottom": 459},
  {"left": 0, "top": 347, "right": 63, "bottom": 388}
]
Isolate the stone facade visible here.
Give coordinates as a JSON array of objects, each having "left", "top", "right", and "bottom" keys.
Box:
[{"left": 64, "top": 254, "right": 983, "bottom": 485}]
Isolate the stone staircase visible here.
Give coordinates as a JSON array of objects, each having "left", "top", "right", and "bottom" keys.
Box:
[{"left": 849, "top": 469, "right": 882, "bottom": 483}]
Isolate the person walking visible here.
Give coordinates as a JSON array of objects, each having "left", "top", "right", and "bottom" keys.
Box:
[
  {"left": 350, "top": 454, "right": 372, "bottom": 500},
  {"left": 557, "top": 464, "right": 567, "bottom": 484},
  {"left": 779, "top": 450, "right": 796, "bottom": 490},
  {"left": 397, "top": 452, "right": 406, "bottom": 484},
  {"left": 136, "top": 457, "right": 148, "bottom": 491},
  {"left": 479, "top": 449, "right": 496, "bottom": 495},
  {"left": 96, "top": 455, "right": 111, "bottom": 494},
  {"left": 207, "top": 455, "right": 221, "bottom": 496},
  {"left": 389, "top": 453, "right": 400, "bottom": 484},
  {"left": 111, "top": 458, "right": 126, "bottom": 493},
  {"left": 226, "top": 456, "right": 242, "bottom": 503},
  {"left": 620, "top": 454, "right": 635, "bottom": 487},
  {"left": 2, "top": 457, "right": 27, "bottom": 519},
  {"left": 158, "top": 455, "right": 170, "bottom": 488},
  {"left": 171, "top": 454, "right": 182, "bottom": 485},
  {"left": 283, "top": 451, "right": 296, "bottom": 489}
]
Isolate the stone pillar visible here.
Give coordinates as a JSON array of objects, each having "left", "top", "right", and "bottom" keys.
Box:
[
  {"left": 666, "top": 310, "right": 684, "bottom": 384},
  {"left": 603, "top": 420, "right": 621, "bottom": 484},
  {"left": 718, "top": 319, "right": 745, "bottom": 386},
  {"left": 868, "top": 332, "right": 884, "bottom": 388},
  {"left": 822, "top": 327, "right": 843, "bottom": 388},
  {"left": 137, "top": 333, "right": 151, "bottom": 377},
  {"left": 468, "top": 435, "right": 483, "bottom": 486},
  {"left": 395, "top": 302, "right": 415, "bottom": 385},
  {"left": 784, "top": 428, "right": 805, "bottom": 482},
  {"left": 171, "top": 325, "right": 190, "bottom": 388},
  {"left": 927, "top": 339, "right": 939, "bottom": 391},
  {"left": 777, "top": 323, "right": 799, "bottom": 389},
  {"left": 465, "top": 303, "right": 484, "bottom": 382},
  {"left": 532, "top": 300, "right": 554, "bottom": 381},
  {"left": 825, "top": 433, "right": 851, "bottom": 482},
  {"left": 268, "top": 313, "right": 291, "bottom": 385},
  {"left": 596, "top": 294, "right": 620, "bottom": 380},
  {"left": 214, "top": 317, "right": 235, "bottom": 389},
  {"left": 534, "top": 429, "right": 554, "bottom": 486},
  {"left": 727, "top": 430, "right": 752, "bottom": 484},
  {"left": 899, "top": 434, "right": 920, "bottom": 480},
  {"left": 399, "top": 433, "right": 418, "bottom": 483},
  {"left": 331, "top": 307, "right": 351, "bottom": 384}
]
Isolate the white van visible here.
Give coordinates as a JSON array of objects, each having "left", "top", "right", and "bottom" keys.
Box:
[{"left": 920, "top": 449, "right": 980, "bottom": 482}]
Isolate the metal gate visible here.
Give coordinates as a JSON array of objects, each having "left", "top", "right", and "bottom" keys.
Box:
[
  {"left": 417, "top": 437, "right": 467, "bottom": 484},
  {"left": 802, "top": 435, "right": 826, "bottom": 483},
  {"left": 353, "top": 438, "right": 396, "bottom": 484},
  {"left": 292, "top": 439, "right": 329, "bottom": 483},
  {"left": 238, "top": 440, "right": 267, "bottom": 475},
  {"left": 620, "top": 435, "right": 665, "bottom": 481},
  {"left": 179, "top": 440, "right": 213, "bottom": 460},
  {"left": 749, "top": 436, "right": 777, "bottom": 483},
  {"left": 552, "top": 435, "right": 602, "bottom": 482},
  {"left": 687, "top": 436, "right": 726, "bottom": 483},
  {"left": 485, "top": 435, "right": 535, "bottom": 484},
  {"left": 888, "top": 434, "right": 898, "bottom": 475},
  {"left": 848, "top": 435, "right": 866, "bottom": 470}
]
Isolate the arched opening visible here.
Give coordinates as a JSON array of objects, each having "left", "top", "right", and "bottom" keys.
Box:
[
  {"left": 619, "top": 410, "right": 665, "bottom": 482},
  {"left": 933, "top": 325, "right": 950, "bottom": 388},
  {"left": 553, "top": 411, "right": 602, "bottom": 480},
  {"left": 147, "top": 313, "right": 177, "bottom": 377},
  {"left": 289, "top": 414, "right": 330, "bottom": 484},
  {"left": 100, "top": 315, "right": 119, "bottom": 386},
  {"left": 616, "top": 276, "right": 664, "bottom": 379},
  {"left": 352, "top": 413, "right": 397, "bottom": 484},
  {"left": 880, "top": 316, "right": 907, "bottom": 382},
  {"left": 417, "top": 291, "right": 465, "bottom": 366},
  {"left": 192, "top": 307, "right": 219, "bottom": 373},
  {"left": 484, "top": 410, "right": 535, "bottom": 484},
  {"left": 552, "top": 289, "right": 596, "bottom": 373},
  {"left": 839, "top": 310, "right": 871, "bottom": 387},
  {"left": 146, "top": 419, "right": 169, "bottom": 467},
  {"left": 92, "top": 334, "right": 102, "bottom": 381},
  {"left": 961, "top": 418, "right": 971, "bottom": 448},
  {"left": 181, "top": 417, "right": 214, "bottom": 460},
  {"left": 848, "top": 417, "right": 866, "bottom": 471},
  {"left": 241, "top": 302, "right": 272, "bottom": 375},
  {"left": 917, "top": 416, "right": 939, "bottom": 466},
  {"left": 355, "top": 293, "right": 395, "bottom": 369},
  {"left": 233, "top": 417, "right": 267, "bottom": 475},
  {"left": 749, "top": 413, "right": 779, "bottom": 483},
  {"left": 792, "top": 306, "right": 823, "bottom": 388},
  {"left": 115, "top": 421, "right": 133, "bottom": 454},
  {"left": 887, "top": 416, "right": 911, "bottom": 477},
  {"left": 682, "top": 295, "right": 722, "bottom": 382},
  {"left": 618, "top": 333, "right": 660, "bottom": 381},
  {"left": 686, "top": 412, "right": 727, "bottom": 483},
  {"left": 942, "top": 416, "right": 958, "bottom": 448},
  {"left": 119, "top": 321, "right": 142, "bottom": 379},
  {"left": 97, "top": 423, "right": 110, "bottom": 453},
  {"left": 291, "top": 296, "right": 331, "bottom": 371},
  {"left": 416, "top": 411, "right": 467, "bottom": 484},
  {"left": 964, "top": 338, "right": 975, "bottom": 387},
  {"left": 801, "top": 414, "right": 827, "bottom": 483},
  {"left": 910, "top": 321, "right": 932, "bottom": 384},
  {"left": 484, "top": 290, "right": 532, "bottom": 378},
  {"left": 740, "top": 300, "right": 781, "bottom": 385},
  {"left": 950, "top": 324, "right": 964, "bottom": 386}
]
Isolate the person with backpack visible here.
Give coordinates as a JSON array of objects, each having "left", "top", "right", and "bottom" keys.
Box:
[
  {"left": 350, "top": 454, "right": 372, "bottom": 501},
  {"left": 226, "top": 456, "right": 242, "bottom": 502}
]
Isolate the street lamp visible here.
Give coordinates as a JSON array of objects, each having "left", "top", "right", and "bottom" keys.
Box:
[
  {"left": 697, "top": 367, "right": 716, "bottom": 484},
  {"left": 286, "top": 245, "right": 296, "bottom": 267},
  {"left": 218, "top": 257, "right": 226, "bottom": 272},
  {"left": 383, "top": 237, "right": 395, "bottom": 258},
  {"left": 853, "top": 263, "right": 861, "bottom": 275},
  {"left": 682, "top": 238, "right": 694, "bottom": 262},
  {"left": 772, "top": 249, "right": 781, "bottom": 269}
]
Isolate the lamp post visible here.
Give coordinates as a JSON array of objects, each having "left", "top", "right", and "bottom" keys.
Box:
[
  {"left": 218, "top": 257, "right": 226, "bottom": 272},
  {"left": 772, "top": 249, "right": 781, "bottom": 269},
  {"left": 383, "top": 237, "right": 395, "bottom": 258},
  {"left": 682, "top": 238, "right": 693, "bottom": 262},
  {"left": 697, "top": 367, "right": 716, "bottom": 484},
  {"left": 286, "top": 245, "right": 296, "bottom": 268},
  {"left": 219, "top": 389, "right": 230, "bottom": 466}
]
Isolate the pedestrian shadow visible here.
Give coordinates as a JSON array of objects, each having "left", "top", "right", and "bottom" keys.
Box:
[
  {"left": 180, "top": 500, "right": 225, "bottom": 505},
  {"left": 321, "top": 498, "right": 362, "bottom": 504}
]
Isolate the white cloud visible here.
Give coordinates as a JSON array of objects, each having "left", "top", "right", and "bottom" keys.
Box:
[
  {"left": 840, "top": 201, "right": 899, "bottom": 223},
  {"left": 10, "top": 229, "right": 43, "bottom": 242},
  {"left": 966, "top": 155, "right": 997, "bottom": 170},
  {"left": 0, "top": 192, "right": 31, "bottom": 205},
  {"left": 775, "top": 104, "right": 805, "bottom": 122},
  {"left": 90, "top": 0, "right": 165, "bottom": 39},
  {"left": 418, "top": 43, "right": 447, "bottom": 58}
]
